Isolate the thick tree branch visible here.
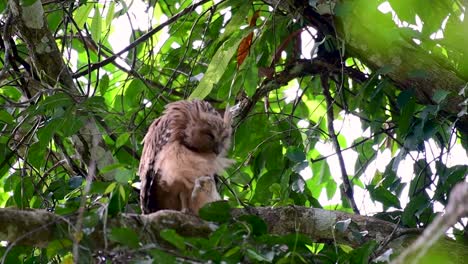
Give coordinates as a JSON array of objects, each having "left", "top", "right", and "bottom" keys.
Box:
[
  {"left": 0, "top": 207, "right": 410, "bottom": 249},
  {"left": 235, "top": 59, "right": 366, "bottom": 125}
]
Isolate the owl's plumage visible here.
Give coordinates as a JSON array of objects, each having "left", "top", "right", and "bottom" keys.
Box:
[{"left": 138, "top": 100, "right": 232, "bottom": 215}]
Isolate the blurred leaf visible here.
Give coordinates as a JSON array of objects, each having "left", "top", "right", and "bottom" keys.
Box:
[
  {"left": 432, "top": 89, "right": 450, "bottom": 104},
  {"left": 91, "top": 6, "right": 102, "bottom": 41},
  {"left": 20, "top": 0, "right": 37, "bottom": 7},
  {"left": 397, "top": 90, "right": 416, "bottom": 136},
  {"left": 368, "top": 185, "right": 401, "bottom": 209},
  {"left": 238, "top": 214, "right": 268, "bottom": 236},
  {"left": 353, "top": 139, "right": 375, "bottom": 176},
  {"left": 125, "top": 79, "right": 143, "bottom": 108},
  {"left": 150, "top": 249, "right": 177, "bottom": 264},
  {"left": 402, "top": 193, "right": 430, "bottom": 227},
  {"left": 105, "top": 1, "right": 115, "bottom": 29},
  {"left": 98, "top": 74, "right": 110, "bottom": 95},
  {"left": 0, "top": 1, "right": 6, "bottom": 13},
  {"left": 108, "top": 185, "right": 127, "bottom": 215},
  {"left": 160, "top": 229, "right": 186, "bottom": 251},
  {"left": 0, "top": 110, "right": 13, "bottom": 124},
  {"left": 74, "top": 4, "right": 93, "bottom": 28},
  {"left": 286, "top": 147, "right": 306, "bottom": 162},
  {"left": 348, "top": 240, "right": 377, "bottom": 264},
  {"left": 252, "top": 170, "right": 282, "bottom": 204},
  {"left": 335, "top": 218, "right": 351, "bottom": 232},
  {"left": 35, "top": 93, "right": 72, "bottom": 114},
  {"left": 246, "top": 248, "right": 274, "bottom": 262},
  {"left": 68, "top": 176, "right": 83, "bottom": 189},
  {"left": 115, "top": 132, "right": 130, "bottom": 149},
  {"left": 189, "top": 34, "right": 244, "bottom": 99},
  {"left": 109, "top": 227, "right": 139, "bottom": 248},
  {"left": 114, "top": 168, "right": 133, "bottom": 184},
  {"left": 199, "top": 200, "right": 231, "bottom": 222}
]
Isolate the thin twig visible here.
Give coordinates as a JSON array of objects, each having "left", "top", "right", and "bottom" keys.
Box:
[
  {"left": 72, "top": 122, "right": 99, "bottom": 263},
  {"left": 73, "top": 0, "right": 214, "bottom": 78},
  {"left": 320, "top": 74, "right": 360, "bottom": 214}
]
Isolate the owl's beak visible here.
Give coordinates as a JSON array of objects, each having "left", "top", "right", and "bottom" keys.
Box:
[{"left": 214, "top": 145, "right": 221, "bottom": 155}]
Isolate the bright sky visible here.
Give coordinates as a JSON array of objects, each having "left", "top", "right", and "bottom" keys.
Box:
[{"left": 106, "top": 0, "right": 467, "bottom": 215}]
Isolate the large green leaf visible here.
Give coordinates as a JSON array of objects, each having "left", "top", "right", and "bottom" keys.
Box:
[
  {"left": 189, "top": 34, "right": 244, "bottom": 100},
  {"left": 91, "top": 6, "right": 102, "bottom": 41}
]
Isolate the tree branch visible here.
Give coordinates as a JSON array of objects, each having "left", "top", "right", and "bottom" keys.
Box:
[
  {"left": 261, "top": 0, "right": 468, "bottom": 135},
  {"left": 72, "top": 0, "right": 213, "bottom": 78},
  {"left": 0, "top": 207, "right": 412, "bottom": 249},
  {"left": 320, "top": 74, "right": 360, "bottom": 214}
]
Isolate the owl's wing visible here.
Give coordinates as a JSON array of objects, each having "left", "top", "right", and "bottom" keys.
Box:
[{"left": 138, "top": 116, "right": 171, "bottom": 214}]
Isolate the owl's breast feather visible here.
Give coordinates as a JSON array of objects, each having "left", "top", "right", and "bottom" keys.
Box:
[{"left": 155, "top": 142, "right": 233, "bottom": 187}]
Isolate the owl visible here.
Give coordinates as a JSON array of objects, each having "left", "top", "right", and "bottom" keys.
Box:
[{"left": 138, "top": 100, "right": 232, "bottom": 215}]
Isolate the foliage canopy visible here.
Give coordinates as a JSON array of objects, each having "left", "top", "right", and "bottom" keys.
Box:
[{"left": 0, "top": 0, "right": 467, "bottom": 263}]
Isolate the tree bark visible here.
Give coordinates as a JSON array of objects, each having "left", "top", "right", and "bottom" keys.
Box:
[
  {"left": 1, "top": 207, "right": 467, "bottom": 260},
  {"left": 0, "top": 207, "right": 397, "bottom": 248},
  {"left": 7, "top": 0, "right": 116, "bottom": 180}
]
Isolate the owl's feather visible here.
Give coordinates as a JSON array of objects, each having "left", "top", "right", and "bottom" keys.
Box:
[{"left": 138, "top": 100, "right": 232, "bottom": 214}]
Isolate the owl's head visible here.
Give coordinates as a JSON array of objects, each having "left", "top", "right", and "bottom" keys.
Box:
[
  {"left": 169, "top": 100, "right": 231, "bottom": 156},
  {"left": 183, "top": 110, "right": 231, "bottom": 156}
]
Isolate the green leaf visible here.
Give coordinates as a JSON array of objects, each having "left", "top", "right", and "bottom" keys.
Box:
[
  {"left": 189, "top": 34, "right": 244, "bottom": 100},
  {"left": 252, "top": 170, "right": 282, "bottom": 204},
  {"left": 13, "top": 177, "right": 34, "bottom": 208},
  {"left": 0, "top": 1, "right": 6, "bottom": 13},
  {"left": 368, "top": 185, "right": 401, "bottom": 209},
  {"left": 108, "top": 185, "right": 127, "bottom": 215},
  {"left": 221, "top": 1, "right": 250, "bottom": 40},
  {"left": 37, "top": 118, "right": 63, "bottom": 148},
  {"left": 0, "top": 110, "right": 14, "bottom": 124},
  {"left": 124, "top": 79, "right": 143, "bottom": 108},
  {"left": 91, "top": 6, "right": 102, "bottom": 41},
  {"left": 353, "top": 139, "right": 375, "bottom": 176},
  {"left": 108, "top": 227, "right": 139, "bottom": 248},
  {"left": 114, "top": 168, "right": 133, "bottom": 184},
  {"left": 68, "top": 176, "right": 83, "bottom": 189},
  {"left": 199, "top": 200, "right": 231, "bottom": 222},
  {"left": 402, "top": 193, "right": 430, "bottom": 227},
  {"left": 150, "top": 249, "right": 177, "bottom": 264},
  {"left": 74, "top": 4, "right": 93, "bottom": 28},
  {"left": 286, "top": 147, "right": 306, "bottom": 162},
  {"left": 90, "top": 181, "right": 116, "bottom": 195},
  {"left": 105, "top": 1, "right": 115, "bottom": 29},
  {"left": 432, "top": 89, "right": 450, "bottom": 104},
  {"left": 238, "top": 215, "right": 268, "bottom": 236},
  {"left": 325, "top": 179, "right": 337, "bottom": 200},
  {"left": 115, "top": 132, "right": 130, "bottom": 149},
  {"left": 243, "top": 58, "right": 259, "bottom": 97},
  {"left": 98, "top": 74, "right": 110, "bottom": 95},
  {"left": 20, "top": 0, "right": 37, "bottom": 7},
  {"left": 397, "top": 90, "right": 416, "bottom": 136},
  {"left": 35, "top": 93, "right": 72, "bottom": 114},
  {"left": 46, "top": 239, "right": 73, "bottom": 258},
  {"left": 348, "top": 240, "right": 377, "bottom": 264},
  {"left": 246, "top": 248, "right": 274, "bottom": 262},
  {"left": 59, "top": 114, "right": 83, "bottom": 137},
  {"left": 160, "top": 229, "right": 186, "bottom": 251}
]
